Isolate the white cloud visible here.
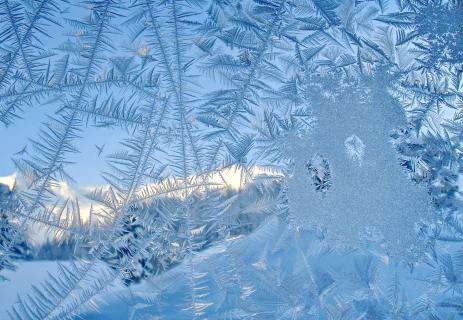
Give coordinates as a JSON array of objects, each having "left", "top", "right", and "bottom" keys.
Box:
[
  {"left": 0, "top": 172, "right": 17, "bottom": 190},
  {"left": 50, "top": 180, "right": 77, "bottom": 199},
  {"left": 4, "top": 165, "right": 283, "bottom": 226}
]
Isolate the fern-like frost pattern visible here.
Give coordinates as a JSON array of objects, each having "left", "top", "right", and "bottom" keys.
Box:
[{"left": 0, "top": 0, "right": 461, "bottom": 319}]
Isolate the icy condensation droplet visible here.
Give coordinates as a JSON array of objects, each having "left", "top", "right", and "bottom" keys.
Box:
[{"left": 344, "top": 134, "right": 365, "bottom": 166}]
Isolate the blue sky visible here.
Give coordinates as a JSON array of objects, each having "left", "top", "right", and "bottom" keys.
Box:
[
  {"left": 0, "top": 100, "right": 128, "bottom": 186},
  {"left": 0, "top": 5, "right": 132, "bottom": 187}
]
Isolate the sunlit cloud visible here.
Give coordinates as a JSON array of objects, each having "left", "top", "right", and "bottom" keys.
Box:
[
  {"left": 2, "top": 165, "right": 283, "bottom": 229},
  {"left": 50, "top": 181, "right": 77, "bottom": 200},
  {"left": 0, "top": 172, "right": 17, "bottom": 190}
]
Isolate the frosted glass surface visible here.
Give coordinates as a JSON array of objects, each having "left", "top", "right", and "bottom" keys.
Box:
[{"left": 0, "top": 0, "right": 461, "bottom": 319}]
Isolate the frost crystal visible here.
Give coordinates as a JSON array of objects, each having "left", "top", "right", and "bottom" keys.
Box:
[
  {"left": 306, "top": 154, "right": 332, "bottom": 195},
  {"left": 286, "top": 76, "right": 433, "bottom": 260},
  {"left": 0, "top": 0, "right": 461, "bottom": 318},
  {"left": 344, "top": 134, "right": 365, "bottom": 166}
]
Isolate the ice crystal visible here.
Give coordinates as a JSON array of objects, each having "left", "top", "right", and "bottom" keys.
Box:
[
  {"left": 344, "top": 134, "right": 365, "bottom": 166},
  {"left": 0, "top": 0, "right": 461, "bottom": 319},
  {"left": 306, "top": 154, "right": 332, "bottom": 195},
  {"left": 286, "top": 75, "right": 433, "bottom": 259}
]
